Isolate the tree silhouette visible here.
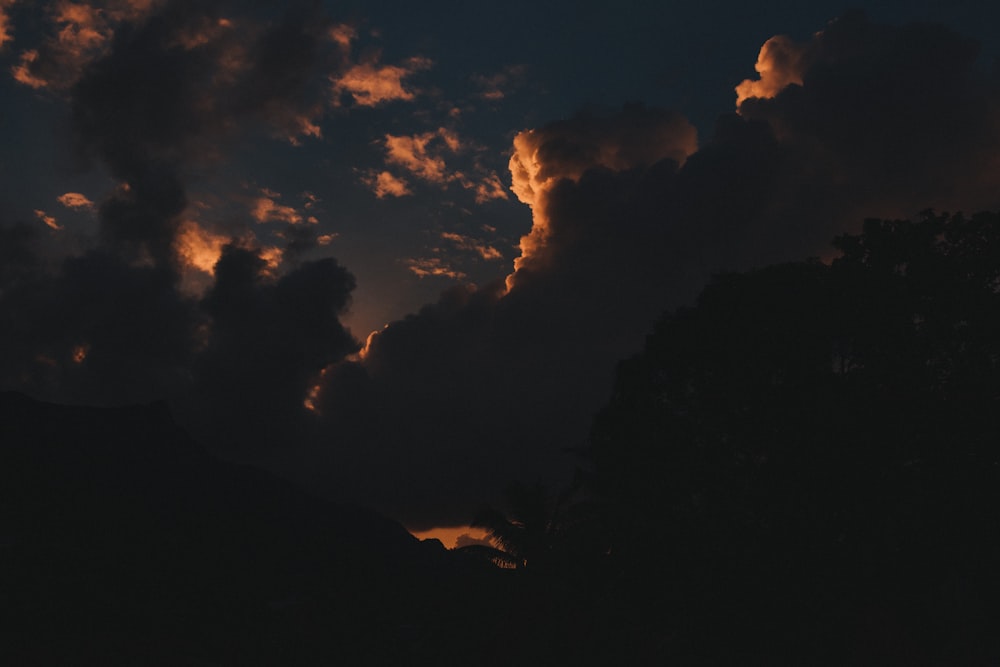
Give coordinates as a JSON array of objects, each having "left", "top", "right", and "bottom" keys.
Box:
[
  {"left": 459, "top": 481, "right": 565, "bottom": 571},
  {"left": 584, "top": 210, "right": 1000, "bottom": 663}
]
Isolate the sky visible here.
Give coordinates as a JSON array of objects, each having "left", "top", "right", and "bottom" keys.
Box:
[{"left": 3, "top": 0, "right": 1000, "bottom": 533}]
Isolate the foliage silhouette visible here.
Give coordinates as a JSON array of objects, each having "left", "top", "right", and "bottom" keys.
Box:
[{"left": 583, "top": 210, "right": 1000, "bottom": 664}]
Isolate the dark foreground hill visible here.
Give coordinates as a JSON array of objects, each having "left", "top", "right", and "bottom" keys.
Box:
[{"left": 0, "top": 391, "right": 489, "bottom": 665}]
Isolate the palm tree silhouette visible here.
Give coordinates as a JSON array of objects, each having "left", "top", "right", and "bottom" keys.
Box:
[{"left": 461, "top": 481, "right": 562, "bottom": 571}]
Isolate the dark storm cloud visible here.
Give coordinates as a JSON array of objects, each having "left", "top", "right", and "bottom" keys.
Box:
[
  {"left": 1, "top": 1, "right": 360, "bottom": 453},
  {"left": 311, "top": 108, "right": 703, "bottom": 529},
  {"left": 729, "top": 11, "right": 1000, "bottom": 254},
  {"left": 5, "top": 5, "right": 1000, "bottom": 534},
  {"left": 0, "top": 249, "right": 200, "bottom": 405},
  {"left": 307, "top": 13, "right": 1000, "bottom": 529},
  {"left": 182, "top": 246, "right": 356, "bottom": 451}
]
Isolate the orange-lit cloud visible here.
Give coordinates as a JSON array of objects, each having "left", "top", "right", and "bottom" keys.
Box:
[
  {"left": 258, "top": 245, "right": 283, "bottom": 272},
  {"left": 251, "top": 193, "right": 304, "bottom": 225},
  {"left": 327, "top": 23, "right": 355, "bottom": 50},
  {"left": 441, "top": 232, "right": 502, "bottom": 261},
  {"left": 57, "top": 191, "right": 96, "bottom": 210},
  {"left": 11, "top": 50, "right": 47, "bottom": 88},
  {"left": 331, "top": 56, "right": 432, "bottom": 107},
  {"left": 0, "top": 0, "right": 17, "bottom": 48},
  {"left": 506, "top": 108, "right": 698, "bottom": 290},
  {"left": 404, "top": 257, "right": 466, "bottom": 280},
  {"left": 175, "top": 220, "right": 228, "bottom": 274},
  {"left": 284, "top": 111, "right": 323, "bottom": 145},
  {"left": 34, "top": 209, "right": 62, "bottom": 230},
  {"left": 317, "top": 233, "right": 337, "bottom": 246},
  {"left": 473, "top": 172, "right": 509, "bottom": 203},
  {"left": 735, "top": 34, "right": 810, "bottom": 109},
  {"left": 10, "top": 0, "right": 130, "bottom": 90},
  {"left": 375, "top": 129, "right": 507, "bottom": 203},
  {"left": 363, "top": 170, "right": 412, "bottom": 198},
  {"left": 384, "top": 129, "right": 456, "bottom": 183}
]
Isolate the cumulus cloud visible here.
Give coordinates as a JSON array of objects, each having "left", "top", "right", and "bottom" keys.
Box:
[
  {"left": 302, "top": 14, "right": 1000, "bottom": 530},
  {"left": 727, "top": 11, "right": 1000, "bottom": 256},
  {"left": 7, "top": 6, "right": 1000, "bottom": 538},
  {"left": 734, "top": 35, "right": 809, "bottom": 107},
  {"left": 506, "top": 105, "right": 697, "bottom": 289},
  {"left": 308, "top": 106, "right": 702, "bottom": 527}
]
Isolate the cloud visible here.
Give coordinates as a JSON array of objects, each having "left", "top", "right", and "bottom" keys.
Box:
[
  {"left": 182, "top": 246, "right": 357, "bottom": 448},
  {"left": 251, "top": 193, "right": 304, "bottom": 225},
  {"left": 7, "top": 7, "right": 1000, "bottom": 538},
  {"left": 734, "top": 35, "right": 809, "bottom": 107},
  {"left": 327, "top": 23, "right": 355, "bottom": 50},
  {"left": 0, "top": 0, "right": 16, "bottom": 48},
  {"left": 175, "top": 219, "right": 227, "bottom": 274},
  {"left": 34, "top": 209, "right": 62, "bottom": 230},
  {"left": 0, "top": 2, "right": 362, "bottom": 468},
  {"left": 331, "top": 56, "right": 432, "bottom": 107},
  {"left": 506, "top": 105, "right": 697, "bottom": 290},
  {"left": 10, "top": 0, "right": 157, "bottom": 90},
  {"left": 470, "top": 64, "right": 526, "bottom": 101},
  {"left": 403, "top": 257, "right": 466, "bottom": 280},
  {"left": 301, "top": 14, "right": 1000, "bottom": 530},
  {"left": 440, "top": 232, "right": 502, "bottom": 261},
  {"left": 377, "top": 128, "right": 508, "bottom": 204},
  {"left": 57, "top": 192, "right": 97, "bottom": 210},
  {"left": 363, "top": 170, "right": 412, "bottom": 198},
  {"left": 308, "top": 106, "right": 701, "bottom": 527},
  {"left": 726, "top": 11, "right": 1000, "bottom": 256},
  {"left": 473, "top": 172, "right": 509, "bottom": 203},
  {"left": 383, "top": 129, "right": 459, "bottom": 184}
]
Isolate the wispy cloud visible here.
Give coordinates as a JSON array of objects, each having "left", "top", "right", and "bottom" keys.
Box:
[
  {"left": 34, "top": 208, "right": 62, "bottom": 230},
  {"left": 250, "top": 189, "right": 312, "bottom": 225},
  {"left": 440, "top": 232, "right": 502, "bottom": 261},
  {"left": 472, "top": 172, "right": 508, "bottom": 203},
  {"left": 403, "top": 257, "right": 466, "bottom": 280},
  {"left": 470, "top": 64, "right": 527, "bottom": 101}
]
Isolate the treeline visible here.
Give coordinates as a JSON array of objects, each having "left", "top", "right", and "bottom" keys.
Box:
[{"left": 467, "top": 211, "right": 1000, "bottom": 665}]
